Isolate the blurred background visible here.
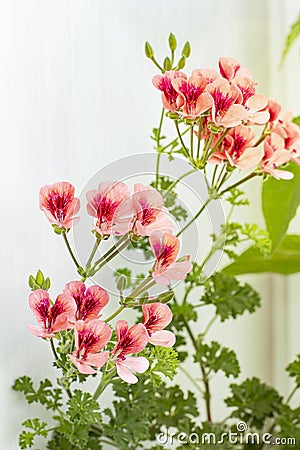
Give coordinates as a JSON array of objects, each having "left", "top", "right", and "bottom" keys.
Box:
[{"left": 1, "top": 0, "right": 300, "bottom": 448}]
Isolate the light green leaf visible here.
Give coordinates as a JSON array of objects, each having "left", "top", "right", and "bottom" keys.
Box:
[
  {"left": 223, "top": 234, "right": 300, "bottom": 275},
  {"left": 262, "top": 163, "right": 300, "bottom": 249},
  {"left": 280, "top": 13, "right": 300, "bottom": 66}
]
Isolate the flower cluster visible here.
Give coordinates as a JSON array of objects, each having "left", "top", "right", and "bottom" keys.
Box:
[
  {"left": 153, "top": 56, "right": 300, "bottom": 178},
  {"left": 29, "top": 282, "right": 175, "bottom": 383},
  {"left": 39, "top": 181, "right": 192, "bottom": 285}
]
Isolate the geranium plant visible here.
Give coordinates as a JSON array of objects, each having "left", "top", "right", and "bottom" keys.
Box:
[{"left": 14, "top": 34, "right": 300, "bottom": 449}]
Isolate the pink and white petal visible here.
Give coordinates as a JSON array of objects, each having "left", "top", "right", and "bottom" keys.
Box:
[
  {"left": 69, "top": 355, "right": 97, "bottom": 374},
  {"left": 29, "top": 289, "right": 50, "bottom": 325},
  {"left": 236, "top": 147, "right": 263, "bottom": 170},
  {"left": 247, "top": 94, "right": 268, "bottom": 112},
  {"left": 164, "top": 260, "right": 193, "bottom": 282},
  {"left": 219, "top": 104, "right": 248, "bottom": 127},
  {"left": 27, "top": 323, "right": 51, "bottom": 338},
  {"left": 142, "top": 303, "right": 173, "bottom": 332},
  {"left": 123, "top": 324, "right": 149, "bottom": 355},
  {"left": 142, "top": 211, "right": 174, "bottom": 236},
  {"left": 84, "top": 351, "right": 109, "bottom": 369},
  {"left": 86, "top": 286, "right": 109, "bottom": 310},
  {"left": 152, "top": 271, "right": 171, "bottom": 286},
  {"left": 195, "top": 92, "right": 213, "bottom": 116},
  {"left": 123, "top": 356, "right": 149, "bottom": 374},
  {"left": 248, "top": 111, "right": 270, "bottom": 125},
  {"left": 65, "top": 280, "right": 86, "bottom": 298},
  {"left": 87, "top": 319, "right": 112, "bottom": 352},
  {"left": 115, "top": 361, "right": 138, "bottom": 384},
  {"left": 149, "top": 330, "right": 176, "bottom": 348}
]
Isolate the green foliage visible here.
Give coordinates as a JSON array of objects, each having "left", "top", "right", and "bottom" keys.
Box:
[
  {"left": 19, "top": 418, "right": 48, "bottom": 449},
  {"left": 223, "top": 234, "right": 300, "bottom": 275},
  {"left": 185, "top": 261, "right": 205, "bottom": 286},
  {"left": 262, "top": 162, "right": 300, "bottom": 249},
  {"left": 293, "top": 115, "right": 300, "bottom": 126},
  {"left": 171, "top": 299, "right": 198, "bottom": 331},
  {"left": 275, "top": 404, "right": 300, "bottom": 448},
  {"left": 286, "top": 354, "right": 300, "bottom": 387},
  {"left": 226, "top": 188, "right": 249, "bottom": 207},
  {"left": 13, "top": 376, "right": 62, "bottom": 410},
  {"left": 225, "top": 377, "right": 282, "bottom": 428},
  {"left": 141, "top": 346, "right": 179, "bottom": 386},
  {"left": 194, "top": 341, "right": 240, "bottom": 378},
  {"left": 28, "top": 269, "right": 51, "bottom": 291},
  {"left": 55, "top": 390, "right": 102, "bottom": 450},
  {"left": 280, "top": 12, "right": 300, "bottom": 66},
  {"left": 241, "top": 223, "right": 272, "bottom": 256},
  {"left": 201, "top": 272, "right": 261, "bottom": 321}
]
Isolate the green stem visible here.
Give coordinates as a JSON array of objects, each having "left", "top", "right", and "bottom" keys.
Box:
[
  {"left": 150, "top": 56, "right": 164, "bottom": 72},
  {"left": 161, "top": 127, "right": 190, "bottom": 152},
  {"left": 124, "top": 275, "right": 154, "bottom": 301},
  {"left": 286, "top": 385, "right": 298, "bottom": 404},
  {"left": 93, "top": 234, "right": 129, "bottom": 267},
  {"left": 99, "top": 438, "right": 118, "bottom": 448},
  {"left": 176, "top": 197, "right": 212, "bottom": 237},
  {"left": 175, "top": 120, "right": 190, "bottom": 160},
  {"left": 208, "top": 129, "right": 230, "bottom": 158},
  {"left": 179, "top": 365, "right": 204, "bottom": 395},
  {"left": 196, "top": 116, "right": 204, "bottom": 161},
  {"left": 86, "top": 237, "right": 102, "bottom": 270},
  {"left": 201, "top": 133, "right": 214, "bottom": 165},
  {"left": 218, "top": 172, "right": 258, "bottom": 196},
  {"left": 90, "top": 235, "right": 130, "bottom": 275},
  {"left": 155, "top": 108, "right": 165, "bottom": 188},
  {"left": 104, "top": 305, "right": 125, "bottom": 323},
  {"left": 93, "top": 368, "right": 116, "bottom": 401},
  {"left": 163, "top": 169, "right": 197, "bottom": 195},
  {"left": 62, "top": 233, "right": 80, "bottom": 269},
  {"left": 190, "top": 124, "right": 195, "bottom": 162},
  {"left": 202, "top": 315, "right": 217, "bottom": 337}
]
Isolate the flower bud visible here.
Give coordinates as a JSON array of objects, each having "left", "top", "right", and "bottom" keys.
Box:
[
  {"left": 117, "top": 274, "right": 127, "bottom": 291},
  {"left": 138, "top": 292, "right": 149, "bottom": 305},
  {"left": 181, "top": 41, "right": 191, "bottom": 58},
  {"left": 177, "top": 56, "right": 186, "bottom": 70},
  {"left": 168, "top": 33, "right": 177, "bottom": 51},
  {"left": 163, "top": 56, "right": 172, "bottom": 71},
  {"left": 145, "top": 41, "right": 154, "bottom": 59}
]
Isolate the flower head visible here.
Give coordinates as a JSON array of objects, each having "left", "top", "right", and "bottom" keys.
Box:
[
  {"left": 111, "top": 320, "right": 149, "bottom": 383},
  {"left": 114, "top": 184, "right": 173, "bottom": 237},
  {"left": 86, "top": 181, "right": 130, "bottom": 236},
  {"left": 39, "top": 182, "right": 80, "bottom": 229},
  {"left": 172, "top": 74, "right": 213, "bottom": 119},
  {"left": 152, "top": 71, "right": 186, "bottom": 112},
  {"left": 64, "top": 281, "right": 109, "bottom": 323},
  {"left": 69, "top": 319, "right": 112, "bottom": 374},
  {"left": 28, "top": 289, "right": 76, "bottom": 338},
  {"left": 260, "top": 133, "right": 293, "bottom": 179},
  {"left": 142, "top": 303, "right": 175, "bottom": 347},
  {"left": 219, "top": 57, "right": 252, "bottom": 81},
  {"left": 149, "top": 231, "right": 192, "bottom": 286}
]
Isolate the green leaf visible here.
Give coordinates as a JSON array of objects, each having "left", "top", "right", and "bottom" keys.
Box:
[
  {"left": 142, "top": 346, "right": 179, "bottom": 386},
  {"left": 225, "top": 377, "right": 282, "bottom": 428},
  {"left": 262, "top": 162, "right": 300, "bottom": 249},
  {"left": 171, "top": 300, "right": 198, "bottom": 331},
  {"left": 286, "top": 354, "right": 300, "bottom": 387},
  {"left": 223, "top": 234, "right": 300, "bottom": 275},
  {"left": 201, "top": 272, "right": 261, "bottom": 321},
  {"left": 194, "top": 341, "right": 240, "bottom": 378},
  {"left": 19, "top": 418, "right": 48, "bottom": 449},
  {"left": 275, "top": 404, "right": 300, "bottom": 448},
  {"left": 280, "top": 12, "right": 300, "bottom": 66},
  {"left": 293, "top": 115, "right": 300, "bottom": 126},
  {"left": 13, "top": 376, "right": 62, "bottom": 410}
]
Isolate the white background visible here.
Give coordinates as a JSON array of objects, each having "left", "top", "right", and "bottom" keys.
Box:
[{"left": 1, "top": 0, "right": 300, "bottom": 448}]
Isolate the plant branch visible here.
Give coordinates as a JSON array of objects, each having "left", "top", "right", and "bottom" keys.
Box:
[{"left": 62, "top": 233, "right": 81, "bottom": 269}]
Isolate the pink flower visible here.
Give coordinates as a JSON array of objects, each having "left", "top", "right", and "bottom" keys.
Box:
[
  {"left": 192, "top": 68, "right": 220, "bottom": 84},
  {"left": 149, "top": 231, "right": 192, "bottom": 286},
  {"left": 271, "top": 111, "right": 300, "bottom": 164},
  {"left": 265, "top": 98, "right": 282, "bottom": 123},
  {"left": 142, "top": 303, "right": 175, "bottom": 347},
  {"left": 86, "top": 181, "right": 130, "bottom": 236},
  {"left": 219, "top": 57, "right": 252, "bottom": 81},
  {"left": 260, "top": 133, "right": 293, "bottom": 179},
  {"left": 111, "top": 320, "right": 149, "bottom": 384},
  {"left": 172, "top": 74, "right": 213, "bottom": 119},
  {"left": 211, "top": 125, "right": 262, "bottom": 170},
  {"left": 207, "top": 79, "right": 248, "bottom": 128},
  {"left": 64, "top": 281, "right": 109, "bottom": 323},
  {"left": 69, "top": 319, "right": 112, "bottom": 374},
  {"left": 28, "top": 289, "right": 76, "bottom": 338},
  {"left": 152, "top": 71, "right": 186, "bottom": 112},
  {"left": 233, "top": 78, "right": 269, "bottom": 124},
  {"left": 114, "top": 184, "right": 173, "bottom": 237},
  {"left": 39, "top": 182, "right": 80, "bottom": 229}
]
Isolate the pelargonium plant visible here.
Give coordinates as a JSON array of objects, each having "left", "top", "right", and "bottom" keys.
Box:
[{"left": 14, "top": 34, "right": 300, "bottom": 450}]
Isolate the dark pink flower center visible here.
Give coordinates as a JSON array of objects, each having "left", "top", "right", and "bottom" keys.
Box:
[
  {"left": 93, "top": 196, "right": 121, "bottom": 226},
  {"left": 236, "top": 82, "right": 255, "bottom": 104},
  {"left": 136, "top": 200, "right": 158, "bottom": 226},
  {"left": 77, "top": 330, "right": 99, "bottom": 360},
  {"left": 76, "top": 294, "right": 100, "bottom": 321},
  {"left": 160, "top": 77, "right": 178, "bottom": 105},
  {"left": 230, "top": 135, "right": 247, "bottom": 159},
  {"left": 213, "top": 90, "right": 235, "bottom": 114},
  {"left": 158, "top": 244, "right": 176, "bottom": 268},
  {"left": 46, "top": 191, "right": 73, "bottom": 223},
  {"left": 179, "top": 82, "right": 204, "bottom": 106}
]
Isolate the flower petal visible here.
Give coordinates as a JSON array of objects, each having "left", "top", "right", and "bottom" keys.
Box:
[{"left": 149, "top": 330, "right": 176, "bottom": 347}]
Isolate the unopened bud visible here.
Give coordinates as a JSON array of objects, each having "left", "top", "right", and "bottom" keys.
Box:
[
  {"left": 181, "top": 41, "right": 191, "bottom": 58},
  {"left": 117, "top": 275, "right": 127, "bottom": 291},
  {"left": 168, "top": 33, "right": 177, "bottom": 51},
  {"left": 177, "top": 56, "right": 186, "bottom": 70},
  {"left": 145, "top": 41, "right": 154, "bottom": 59},
  {"left": 163, "top": 56, "right": 172, "bottom": 71}
]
